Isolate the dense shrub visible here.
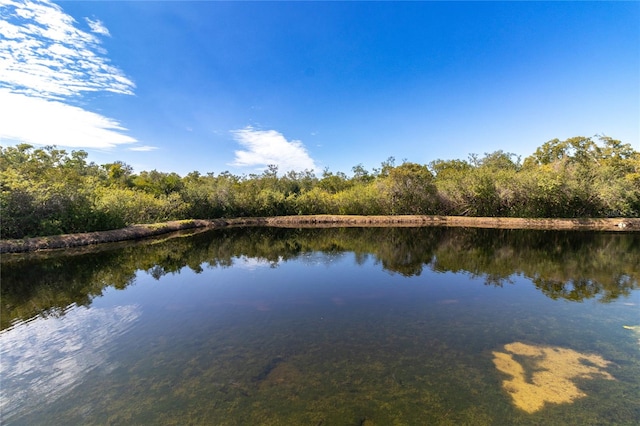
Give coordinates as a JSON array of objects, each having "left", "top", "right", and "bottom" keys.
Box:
[{"left": 1, "top": 136, "right": 638, "bottom": 238}]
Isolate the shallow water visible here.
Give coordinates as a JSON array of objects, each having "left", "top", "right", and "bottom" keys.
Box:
[{"left": 1, "top": 227, "right": 639, "bottom": 425}]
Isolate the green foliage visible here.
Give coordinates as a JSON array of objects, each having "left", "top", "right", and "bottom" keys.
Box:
[
  {"left": 334, "top": 182, "right": 385, "bottom": 215},
  {"left": 1, "top": 135, "right": 638, "bottom": 238},
  {"left": 381, "top": 162, "right": 437, "bottom": 214},
  {"left": 318, "top": 170, "right": 352, "bottom": 194},
  {"left": 294, "top": 187, "right": 338, "bottom": 215},
  {"left": 94, "top": 187, "right": 186, "bottom": 226},
  {"left": 1, "top": 145, "right": 111, "bottom": 237}
]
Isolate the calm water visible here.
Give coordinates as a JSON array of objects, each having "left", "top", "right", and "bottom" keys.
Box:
[{"left": 1, "top": 227, "right": 639, "bottom": 425}]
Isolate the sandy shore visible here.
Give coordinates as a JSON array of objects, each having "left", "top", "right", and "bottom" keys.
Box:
[{"left": 1, "top": 215, "right": 638, "bottom": 253}]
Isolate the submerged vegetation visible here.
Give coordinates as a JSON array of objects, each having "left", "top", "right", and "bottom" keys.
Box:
[
  {"left": 2, "top": 227, "right": 639, "bottom": 424},
  {"left": 492, "top": 342, "right": 615, "bottom": 413},
  {"left": 1, "top": 136, "right": 639, "bottom": 239}
]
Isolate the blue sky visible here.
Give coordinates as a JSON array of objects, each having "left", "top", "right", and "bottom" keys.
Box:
[{"left": 1, "top": 1, "right": 638, "bottom": 176}]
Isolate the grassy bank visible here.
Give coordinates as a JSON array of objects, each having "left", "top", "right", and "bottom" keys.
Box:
[{"left": 1, "top": 215, "right": 638, "bottom": 253}]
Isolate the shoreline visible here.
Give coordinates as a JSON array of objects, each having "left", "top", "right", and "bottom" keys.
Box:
[{"left": 1, "top": 215, "right": 638, "bottom": 254}]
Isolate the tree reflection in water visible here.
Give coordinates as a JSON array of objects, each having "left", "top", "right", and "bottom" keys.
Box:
[{"left": 2, "top": 227, "right": 638, "bottom": 329}]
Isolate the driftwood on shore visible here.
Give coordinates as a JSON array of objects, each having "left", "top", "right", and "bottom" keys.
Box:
[{"left": 1, "top": 215, "right": 638, "bottom": 254}]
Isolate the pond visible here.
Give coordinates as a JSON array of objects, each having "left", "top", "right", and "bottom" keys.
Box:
[{"left": 1, "top": 227, "right": 639, "bottom": 425}]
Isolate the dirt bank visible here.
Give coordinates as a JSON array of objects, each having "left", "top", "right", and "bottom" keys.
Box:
[
  {"left": 0, "top": 219, "right": 259, "bottom": 254},
  {"left": 1, "top": 215, "right": 638, "bottom": 253}
]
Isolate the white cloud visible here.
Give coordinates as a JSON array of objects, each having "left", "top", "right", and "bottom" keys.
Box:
[
  {"left": 0, "top": 0, "right": 133, "bottom": 98},
  {"left": 128, "top": 145, "right": 158, "bottom": 152},
  {"left": 85, "top": 17, "right": 110, "bottom": 36},
  {"left": 0, "top": 89, "right": 136, "bottom": 148},
  {"left": 0, "top": 0, "right": 139, "bottom": 150},
  {"left": 231, "top": 126, "right": 317, "bottom": 173}
]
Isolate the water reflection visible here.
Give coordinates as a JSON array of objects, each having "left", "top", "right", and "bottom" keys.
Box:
[
  {"left": 1, "top": 227, "right": 638, "bottom": 425},
  {"left": 0, "top": 304, "right": 140, "bottom": 420},
  {"left": 1, "top": 227, "right": 638, "bottom": 329}
]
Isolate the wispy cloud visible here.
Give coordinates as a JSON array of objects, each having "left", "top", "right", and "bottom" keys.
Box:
[
  {"left": 0, "top": 0, "right": 137, "bottom": 149},
  {"left": 85, "top": 17, "right": 110, "bottom": 37},
  {"left": 128, "top": 145, "right": 158, "bottom": 152},
  {"left": 231, "top": 126, "right": 317, "bottom": 173},
  {"left": 0, "top": 0, "right": 133, "bottom": 98}
]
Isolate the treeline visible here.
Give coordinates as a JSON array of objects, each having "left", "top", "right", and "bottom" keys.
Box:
[{"left": 1, "top": 135, "right": 639, "bottom": 239}]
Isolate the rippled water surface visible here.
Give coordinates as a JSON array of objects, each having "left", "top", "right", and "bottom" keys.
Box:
[{"left": 1, "top": 227, "right": 639, "bottom": 425}]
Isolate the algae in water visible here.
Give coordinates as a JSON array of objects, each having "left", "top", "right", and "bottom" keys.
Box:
[{"left": 492, "top": 342, "right": 615, "bottom": 413}]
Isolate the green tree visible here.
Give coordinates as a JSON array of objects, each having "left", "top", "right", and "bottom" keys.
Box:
[{"left": 381, "top": 162, "right": 437, "bottom": 214}]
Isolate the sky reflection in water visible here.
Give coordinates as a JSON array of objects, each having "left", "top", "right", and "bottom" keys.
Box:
[{"left": 1, "top": 227, "right": 639, "bottom": 425}]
